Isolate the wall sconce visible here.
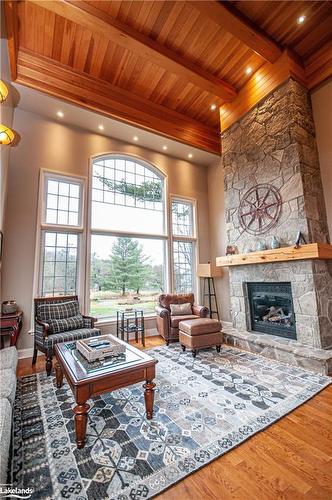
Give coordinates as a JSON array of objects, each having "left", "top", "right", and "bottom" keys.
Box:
[
  {"left": 0, "top": 124, "right": 15, "bottom": 145},
  {"left": 0, "top": 81, "right": 9, "bottom": 103}
]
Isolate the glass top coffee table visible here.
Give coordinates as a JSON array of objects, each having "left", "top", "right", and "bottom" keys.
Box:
[{"left": 55, "top": 335, "right": 157, "bottom": 449}]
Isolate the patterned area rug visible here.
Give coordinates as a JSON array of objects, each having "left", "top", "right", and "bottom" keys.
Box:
[{"left": 10, "top": 344, "right": 331, "bottom": 499}]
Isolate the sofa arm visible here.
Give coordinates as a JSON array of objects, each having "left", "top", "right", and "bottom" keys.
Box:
[
  {"left": 35, "top": 318, "right": 50, "bottom": 339},
  {"left": 192, "top": 305, "right": 209, "bottom": 318},
  {"left": 155, "top": 306, "right": 170, "bottom": 319},
  {"left": 82, "top": 315, "right": 97, "bottom": 328},
  {"left": 155, "top": 306, "right": 170, "bottom": 340}
]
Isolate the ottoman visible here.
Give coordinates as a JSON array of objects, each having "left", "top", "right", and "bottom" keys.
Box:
[{"left": 179, "top": 318, "right": 223, "bottom": 358}]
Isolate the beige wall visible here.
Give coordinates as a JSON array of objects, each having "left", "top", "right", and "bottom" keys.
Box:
[
  {"left": 207, "top": 159, "right": 231, "bottom": 322},
  {"left": 0, "top": 38, "right": 15, "bottom": 234},
  {"left": 2, "top": 108, "right": 211, "bottom": 350},
  {"left": 311, "top": 79, "right": 332, "bottom": 240}
]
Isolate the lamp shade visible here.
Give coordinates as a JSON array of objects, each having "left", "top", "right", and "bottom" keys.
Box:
[
  {"left": 197, "top": 263, "right": 222, "bottom": 278},
  {"left": 0, "top": 124, "right": 15, "bottom": 145},
  {"left": 0, "top": 81, "right": 9, "bottom": 103}
]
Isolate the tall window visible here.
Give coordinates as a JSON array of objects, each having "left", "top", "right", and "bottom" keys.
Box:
[
  {"left": 171, "top": 199, "right": 196, "bottom": 294},
  {"left": 90, "top": 156, "right": 166, "bottom": 319},
  {"left": 38, "top": 172, "right": 84, "bottom": 297},
  {"left": 36, "top": 160, "right": 198, "bottom": 319}
]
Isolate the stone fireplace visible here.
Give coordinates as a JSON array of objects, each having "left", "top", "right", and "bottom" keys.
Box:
[{"left": 220, "top": 78, "right": 332, "bottom": 374}]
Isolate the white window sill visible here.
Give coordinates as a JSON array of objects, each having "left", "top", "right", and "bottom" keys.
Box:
[{"left": 95, "top": 313, "right": 157, "bottom": 327}]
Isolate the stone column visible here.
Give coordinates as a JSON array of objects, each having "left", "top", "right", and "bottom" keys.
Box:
[{"left": 222, "top": 78, "right": 329, "bottom": 253}]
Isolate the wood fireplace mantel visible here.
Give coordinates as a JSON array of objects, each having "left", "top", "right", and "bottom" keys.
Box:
[{"left": 216, "top": 243, "right": 332, "bottom": 268}]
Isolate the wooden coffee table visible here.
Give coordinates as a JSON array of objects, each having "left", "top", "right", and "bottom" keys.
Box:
[{"left": 55, "top": 335, "right": 157, "bottom": 449}]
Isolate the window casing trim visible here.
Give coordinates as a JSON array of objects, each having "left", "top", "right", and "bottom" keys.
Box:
[
  {"left": 170, "top": 194, "right": 199, "bottom": 298},
  {"left": 86, "top": 153, "right": 170, "bottom": 318},
  {"left": 33, "top": 169, "right": 87, "bottom": 314}
]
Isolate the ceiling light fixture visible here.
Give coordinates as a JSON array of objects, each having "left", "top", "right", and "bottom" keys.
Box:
[
  {"left": 0, "top": 81, "right": 9, "bottom": 103},
  {"left": 56, "top": 111, "right": 64, "bottom": 118},
  {"left": 210, "top": 104, "right": 217, "bottom": 111},
  {"left": 297, "top": 15, "right": 306, "bottom": 24},
  {"left": 162, "top": 145, "right": 168, "bottom": 150},
  {"left": 0, "top": 124, "right": 15, "bottom": 145},
  {"left": 133, "top": 136, "right": 139, "bottom": 141},
  {"left": 245, "top": 67, "right": 253, "bottom": 75},
  {"left": 188, "top": 153, "right": 193, "bottom": 159},
  {"left": 98, "top": 124, "right": 104, "bottom": 131}
]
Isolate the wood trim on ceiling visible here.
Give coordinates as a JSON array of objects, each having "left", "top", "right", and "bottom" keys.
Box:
[
  {"left": 305, "top": 39, "right": 332, "bottom": 90},
  {"left": 4, "top": 0, "right": 19, "bottom": 81},
  {"left": 190, "top": 1, "right": 282, "bottom": 64},
  {"left": 28, "top": 0, "right": 237, "bottom": 102},
  {"left": 219, "top": 50, "right": 307, "bottom": 132},
  {"left": 16, "top": 49, "right": 221, "bottom": 154}
]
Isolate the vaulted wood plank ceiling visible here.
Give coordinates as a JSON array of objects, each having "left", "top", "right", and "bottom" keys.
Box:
[{"left": 5, "top": 0, "right": 332, "bottom": 154}]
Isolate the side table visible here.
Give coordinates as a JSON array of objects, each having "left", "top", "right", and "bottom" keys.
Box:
[
  {"left": 0, "top": 310, "right": 23, "bottom": 349},
  {"left": 116, "top": 309, "right": 145, "bottom": 346}
]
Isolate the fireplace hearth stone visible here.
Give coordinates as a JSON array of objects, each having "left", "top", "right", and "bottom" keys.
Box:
[{"left": 222, "top": 323, "right": 332, "bottom": 375}]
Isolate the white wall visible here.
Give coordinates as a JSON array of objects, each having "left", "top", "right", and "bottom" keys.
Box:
[
  {"left": 2, "top": 108, "right": 211, "bottom": 350},
  {"left": 311, "top": 79, "right": 332, "bottom": 240}
]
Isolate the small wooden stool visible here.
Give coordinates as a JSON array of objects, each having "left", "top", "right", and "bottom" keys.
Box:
[{"left": 179, "top": 318, "right": 223, "bottom": 358}]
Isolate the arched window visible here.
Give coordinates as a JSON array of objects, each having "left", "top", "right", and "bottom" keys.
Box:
[{"left": 89, "top": 155, "right": 168, "bottom": 319}]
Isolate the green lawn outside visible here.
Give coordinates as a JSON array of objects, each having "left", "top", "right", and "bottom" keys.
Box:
[{"left": 90, "top": 298, "right": 158, "bottom": 319}]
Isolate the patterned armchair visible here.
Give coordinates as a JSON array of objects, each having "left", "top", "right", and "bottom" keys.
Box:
[{"left": 33, "top": 295, "right": 101, "bottom": 376}]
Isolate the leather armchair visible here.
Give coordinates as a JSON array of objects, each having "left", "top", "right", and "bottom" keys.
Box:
[{"left": 155, "top": 293, "right": 209, "bottom": 345}]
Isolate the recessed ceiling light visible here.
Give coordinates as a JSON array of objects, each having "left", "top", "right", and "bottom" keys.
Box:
[
  {"left": 297, "top": 15, "right": 306, "bottom": 24},
  {"left": 188, "top": 153, "right": 193, "bottom": 159},
  {"left": 56, "top": 111, "right": 64, "bottom": 118},
  {"left": 210, "top": 104, "right": 217, "bottom": 111},
  {"left": 98, "top": 124, "right": 104, "bottom": 131},
  {"left": 133, "top": 136, "right": 139, "bottom": 141},
  {"left": 245, "top": 67, "right": 253, "bottom": 75},
  {"left": 162, "top": 145, "right": 168, "bottom": 150}
]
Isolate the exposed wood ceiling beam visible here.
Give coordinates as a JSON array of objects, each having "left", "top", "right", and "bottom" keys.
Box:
[
  {"left": 28, "top": 0, "right": 237, "bottom": 102},
  {"left": 190, "top": 1, "right": 282, "bottom": 64},
  {"left": 16, "top": 49, "right": 221, "bottom": 154}
]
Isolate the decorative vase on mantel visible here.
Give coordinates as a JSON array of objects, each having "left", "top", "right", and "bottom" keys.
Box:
[
  {"left": 256, "top": 241, "right": 267, "bottom": 251},
  {"left": 271, "top": 236, "right": 280, "bottom": 249}
]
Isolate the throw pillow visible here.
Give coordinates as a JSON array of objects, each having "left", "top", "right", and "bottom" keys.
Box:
[
  {"left": 37, "top": 300, "right": 80, "bottom": 322},
  {"left": 48, "top": 314, "right": 84, "bottom": 334},
  {"left": 170, "top": 303, "right": 192, "bottom": 316}
]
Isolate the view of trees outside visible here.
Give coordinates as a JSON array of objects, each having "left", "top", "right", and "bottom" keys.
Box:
[
  {"left": 41, "top": 232, "right": 78, "bottom": 296},
  {"left": 90, "top": 235, "right": 165, "bottom": 318},
  {"left": 89, "top": 157, "right": 195, "bottom": 318}
]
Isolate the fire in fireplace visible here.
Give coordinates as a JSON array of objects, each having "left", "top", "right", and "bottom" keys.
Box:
[{"left": 246, "top": 282, "right": 296, "bottom": 340}]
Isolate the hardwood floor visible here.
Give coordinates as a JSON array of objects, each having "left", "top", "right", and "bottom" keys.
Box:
[{"left": 17, "top": 336, "right": 332, "bottom": 500}]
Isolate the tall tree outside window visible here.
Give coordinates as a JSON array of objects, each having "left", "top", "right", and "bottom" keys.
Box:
[{"left": 90, "top": 156, "right": 166, "bottom": 318}]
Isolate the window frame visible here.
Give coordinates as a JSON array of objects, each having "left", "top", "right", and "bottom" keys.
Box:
[
  {"left": 33, "top": 160, "right": 200, "bottom": 326},
  {"left": 34, "top": 169, "right": 87, "bottom": 305},
  {"left": 170, "top": 195, "right": 198, "bottom": 296},
  {"left": 85, "top": 154, "right": 170, "bottom": 320}
]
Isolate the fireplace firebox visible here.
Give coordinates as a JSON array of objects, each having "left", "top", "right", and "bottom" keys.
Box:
[{"left": 246, "top": 282, "right": 296, "bottom": 340}]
